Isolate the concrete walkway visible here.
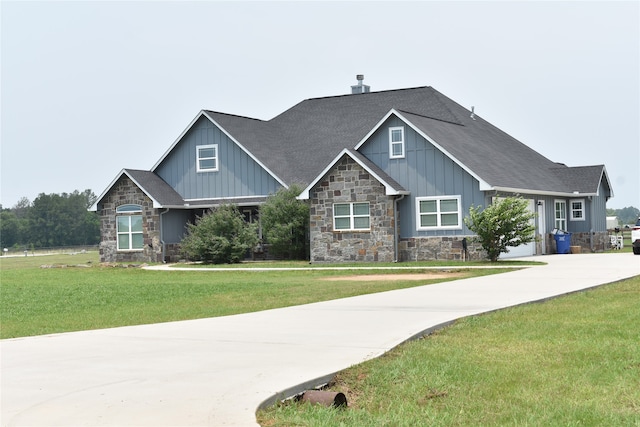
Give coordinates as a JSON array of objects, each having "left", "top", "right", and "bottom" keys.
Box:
[{"left": 2, "top": 253, "right": 638, "bottom": 426}]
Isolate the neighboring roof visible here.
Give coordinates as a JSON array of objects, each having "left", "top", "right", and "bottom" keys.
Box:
[{"left": 298, "top": 149, "right": 409, "bottom": 200}]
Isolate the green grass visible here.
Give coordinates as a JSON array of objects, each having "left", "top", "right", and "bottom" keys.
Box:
[
  {"left": 0, "top": 252, "right": 515, "bottom": 338},
  {"left": 257, "top": 276, "right": 640, "bottom": 427}
]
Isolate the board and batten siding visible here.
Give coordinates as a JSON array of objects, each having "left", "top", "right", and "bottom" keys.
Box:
[
  {"left": 359, "top": 116, "right": 484, "bottom": 238},
  {"left": 155, "top": 117, "right": 281, "bottom": 200}
]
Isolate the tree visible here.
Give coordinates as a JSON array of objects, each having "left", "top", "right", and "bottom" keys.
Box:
[
  {"left": 260, "top": 184, "right": 309, "bottom": 259},
  {"left": 464, "top": 196, "right": 536, "bottom": 262},
  {"left": 180, "top": 204, "right": 258, "bottom": 264},
  {"left": 0, "top": 209, "right": 20, "bottom": 248}
]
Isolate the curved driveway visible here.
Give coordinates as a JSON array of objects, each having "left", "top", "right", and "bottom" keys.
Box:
[{"left": 2, "top": 253, "right": 638, "bottom": 426}]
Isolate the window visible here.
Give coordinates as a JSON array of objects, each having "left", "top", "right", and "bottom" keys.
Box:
[
  {"left": 196, "top": 144, "right": 218, "bottom": 172},
  {"left": 333, "top": 202, "right": 370, "bottom": 231},
  {"left": 116, "top": 204, "right": 143, "bottom": 251},
  {"left": 554, "top": 200, "right": 567, "bottom": 230},
  {"left": 570, "top": 199, "right": 585, "bottom": 221},
  {"left": 416, "top": 196, "right": 462, "bottom": 230},
  {"left": 389, "top": 126, "right": 405, "bottom": 159}
]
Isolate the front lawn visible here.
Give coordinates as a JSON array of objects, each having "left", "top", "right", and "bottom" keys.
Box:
[{"left": 0, "top": 253, "right": 515, "bottom": 338}]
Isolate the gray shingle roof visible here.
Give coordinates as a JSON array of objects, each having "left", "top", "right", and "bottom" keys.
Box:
[
  {"left": 206, "top": 86, "right": 606, "bottom": 196},
  {"left": 99, "top": 86, "right": 607, "bottom": 209},
  {"left": 124, "top": 169, "right": 185, "bottom": 206}
]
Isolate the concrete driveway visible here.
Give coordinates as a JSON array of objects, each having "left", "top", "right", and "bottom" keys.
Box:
[{"left": 2, "top": 253, "right": 638, "bottom": 426}]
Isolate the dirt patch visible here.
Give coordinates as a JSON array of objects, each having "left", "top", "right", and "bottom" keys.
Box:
[{"left": 322, "top": 272, "right": 465, "bottom": 281}]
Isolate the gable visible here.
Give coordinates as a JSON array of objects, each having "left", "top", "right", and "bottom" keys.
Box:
[
  {"left": 153, "top": 115, "right": 282, "bottom": 200},
  {"left": 356, "top": 111, "right": 489, "bottom": 193}
]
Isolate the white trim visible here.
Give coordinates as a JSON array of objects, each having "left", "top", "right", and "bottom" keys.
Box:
[
  {"left": 569, "top": 198, "right": 586, "bottom": 222},
  {"left": 389, "top": 126, "right": 405, "bottom": 159},
  {"left": 196, "top": 144, "right": 218, "bottom": 172},
  {"left": 297, "top": 148, "right": 410, "bottom": 200},
  {"left": 354, "top": 109, "right": 492, "bottom": 191},
  {"left": 183, "top": 195, "right": 271, "bottom": 202},
  {"left": 415, "top": 195, "right": 462, "bottom": 230},
  {"left": 492, "top": 186, "right": 597, "bottom": 198}
]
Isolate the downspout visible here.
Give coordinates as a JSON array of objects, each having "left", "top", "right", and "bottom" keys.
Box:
[
  {"left": 160, "top": 208, "right": 169, "bottom": 263},
  {"left": 393, "top": 194, "right": 406, "bottom": 262},
  {"left": 589, "top": 196, "right": 594, "bottom": 252}
]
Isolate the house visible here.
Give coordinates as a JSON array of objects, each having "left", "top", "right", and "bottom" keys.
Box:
[{"left": 91, "top": 77, "right": 613, "bottom": 263}]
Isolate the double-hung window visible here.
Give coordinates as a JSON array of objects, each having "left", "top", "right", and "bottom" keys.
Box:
[
  {"left": 333, "top": 202, "right": 370, "bottom": 231},
  {"left": 196, "top": 144, "right": 218, "bottom": 172},
  {"left": 416, "top": 196, "right": 462, "bottom": 230},
  {"left": 570, "top": 199, "right": 585, "bottom": 221},
  {"left": 554, "top": 200, "right": 567, "bottom": 230},
  {"left": 116, "top": 204, "right": 143, "bottom": 251},
  {"left": 389, "top": 126, "right": 405, "bottom": 159}
]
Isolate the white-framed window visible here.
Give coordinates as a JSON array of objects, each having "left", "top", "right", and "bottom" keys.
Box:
[
  {"left": 554, "top": 200, "right": 567, "bottom": 230},
  {"left": 389, "top": 126, "right": 405, "bottom": 159},
  {"left": 570, "top": 199, "right": 585, "bottom": 221},
  {"left": 196, "top": 144, "right": 218, "bottom": 172},
  {"left": 333, "top": 202, "right": 370, "bottom": 231},
  {"left": 416, "top": 196, "right": 462, "bottom": 230},
  {"left": 116, "top": 204, "right": 143, "bottom": 251}
]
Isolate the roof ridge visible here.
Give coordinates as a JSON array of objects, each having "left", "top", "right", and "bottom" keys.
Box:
[
  {"left": 397, "top": 108, "right": 464, "bottom": 126},
  {"left": 204, "top": 110, "right": 264, "bottom": 122},
  {"left": 303, "top": 85, "right": 432, "bottom": 103}
]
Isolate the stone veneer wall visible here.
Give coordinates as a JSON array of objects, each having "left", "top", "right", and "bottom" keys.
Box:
[
  {"left": 309, "top": 156, "right": 396, "bottom": 263},
  {"left": 98, "top": 176, "right": 163, "bottom": 263},
  {"left": 547, "top": 231, "right": 608, "bottom": 254},
  {"left": 398, "top": 236, "right": 485, "bottom": 261}
]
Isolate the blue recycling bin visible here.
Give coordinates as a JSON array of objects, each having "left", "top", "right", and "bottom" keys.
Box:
[{"left": 554, "top": 232, "right": 572, "bottom": 254}]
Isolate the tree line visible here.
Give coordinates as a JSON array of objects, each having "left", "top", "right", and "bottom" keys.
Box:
[
  {"left": 606, "top": 206, "right": 640, "bottom": 226},
  {"left": 0, "top": 190, "right": 100, "bottom": 250}
]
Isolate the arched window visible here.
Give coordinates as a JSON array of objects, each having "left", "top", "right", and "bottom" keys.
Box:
[{"left": 116, "top": 204, "right": 143, "bottom": 250}]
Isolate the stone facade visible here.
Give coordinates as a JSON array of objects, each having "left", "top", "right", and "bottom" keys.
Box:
[
  {"left": 309, "top": 156, "right": 396, "bottom": 263},
  {"left": 398, "top": 236, "right": 485, "bottom": 261},
  {"left": 547, "top": 231, "right": 608, "bottom": 254},
  {"left": 98, "top": 176, "right": 163, "bottom": 263}
]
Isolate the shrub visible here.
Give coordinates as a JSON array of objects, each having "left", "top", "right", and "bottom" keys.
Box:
[
  {"left": 180, "top": 204, "right": 258, "bottom": 264},
  {"left": 464, "top": 196, "right": 536, "bottom": 262},
  {"left": 260, "top": 184, "right": 309, "bottom": 259}
]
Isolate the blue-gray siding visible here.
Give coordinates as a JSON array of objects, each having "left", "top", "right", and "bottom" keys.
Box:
[
  {"left": 155, "top": 117, "right": 282, "bottom": 200},
  {"left": 359, "top": 116, "right": 484, "bottom": 238}
]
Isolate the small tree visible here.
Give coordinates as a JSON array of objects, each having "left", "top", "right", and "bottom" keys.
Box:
[
  {"left": 260, "top": 184, "right": 309, "bottom": 259},
  {"left": 464, "top": 196, "right": 536, "bottom": 262},
  {"left": 180, "top": 204, "right": 258, "bottom": 264}
]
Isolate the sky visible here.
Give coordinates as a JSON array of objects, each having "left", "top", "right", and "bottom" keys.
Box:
[{"left": 1, "top": 1, "right": 639, "bottom": 210}]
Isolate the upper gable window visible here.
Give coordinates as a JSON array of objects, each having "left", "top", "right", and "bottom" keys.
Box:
[
  {"left": 389, "top": 126, "right": 405, "bottom": 159},
  {"left": 196, "top": 144, "right": 218, "bottom": 172}
]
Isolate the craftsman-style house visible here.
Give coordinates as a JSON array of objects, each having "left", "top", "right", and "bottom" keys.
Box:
[{"left": 91, "top": 77, "right": 613, "bottom": 263}]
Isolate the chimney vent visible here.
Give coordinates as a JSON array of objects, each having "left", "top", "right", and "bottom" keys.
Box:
[{"left": 351, "top": 74, "right": 370, "bottom": 94}]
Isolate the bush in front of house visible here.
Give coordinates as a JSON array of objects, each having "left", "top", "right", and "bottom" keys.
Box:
[
  {"left": 464, "top": 196, "right": 536, "bottom": 262},
  {"left": 260, "top": 184, "right": 310, "bottom": 260},
  {"left": 180, "top": 204, "right": 258, "bottom": 264}
]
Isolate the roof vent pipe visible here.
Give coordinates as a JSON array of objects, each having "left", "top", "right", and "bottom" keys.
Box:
[{"left": 351, "top": 74, "right": 370, "bottom": 94}]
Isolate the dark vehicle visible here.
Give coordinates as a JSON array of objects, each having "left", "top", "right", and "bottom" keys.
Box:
[{"left": 632, "top": 217, "right": 640, "bottom": 255}]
